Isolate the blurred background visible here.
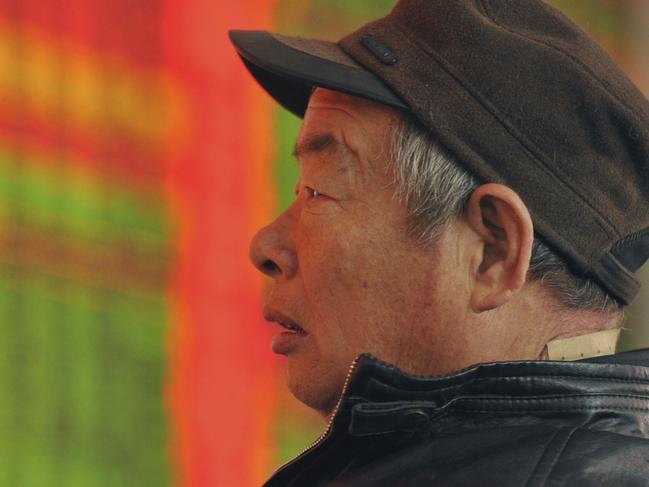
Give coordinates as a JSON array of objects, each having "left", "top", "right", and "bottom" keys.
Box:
[{"left": 0, "top": 0, "right": 646, "bottom": 485}]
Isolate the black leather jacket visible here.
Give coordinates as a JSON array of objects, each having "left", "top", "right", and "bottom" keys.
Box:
[{"left": 264, "top": 349, "right": 649, "bottom": 486}]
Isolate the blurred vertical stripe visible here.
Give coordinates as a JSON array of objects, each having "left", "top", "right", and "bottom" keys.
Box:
[{"left": 163, "top": 0, "right": 277, "bottom": 485}]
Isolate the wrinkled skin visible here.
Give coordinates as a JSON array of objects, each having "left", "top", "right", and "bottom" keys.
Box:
[{"left": 249, "top": 89, "right": 469, "bottom": 415}]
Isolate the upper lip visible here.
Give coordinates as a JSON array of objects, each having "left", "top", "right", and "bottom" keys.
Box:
[{"left": 263, "top": 307, "right": 306, "bottom": 333}]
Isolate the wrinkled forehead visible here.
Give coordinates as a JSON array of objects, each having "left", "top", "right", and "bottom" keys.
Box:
[
  {"left": 295, "top": 89, "right": 403, "bottom": 179},
  {"left": 306, "top": 88, "right": 401, "bottom": 122},
  {"left": 300, "top": 89, "right": 401, "bottom": 151}
]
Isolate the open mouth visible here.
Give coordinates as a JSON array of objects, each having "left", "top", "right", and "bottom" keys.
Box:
[
  {"left": 263, "top": 308, "right": 308, "bottom": 336},
  {"left": 277, "top": 321, "right": 306, "bottom": 335},
  {"left": 264, "top": 310, "right": 308, "bottom": 354}
]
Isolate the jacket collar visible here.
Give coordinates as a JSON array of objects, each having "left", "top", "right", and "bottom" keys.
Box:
[
  {"left": 337, "top": 349, "right": 649, "bottom": 436},
  {"left": 264, "top": 349, "right": 649, "bottom": 486}
]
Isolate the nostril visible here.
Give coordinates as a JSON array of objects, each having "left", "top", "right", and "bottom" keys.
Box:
[
  {"left": 261, "top": 259, "right": 281, "bottom": 276},
  {"left": 249, "top": 219, "right": 297, "bottom": 278}
]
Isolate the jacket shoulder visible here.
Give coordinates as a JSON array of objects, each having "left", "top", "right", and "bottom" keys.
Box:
[
  {"left": 540, "top": 427, "right": 649, "bottom": 486},
  {"left": 337, "top": 425, "right": 649, "bottom": 486}
]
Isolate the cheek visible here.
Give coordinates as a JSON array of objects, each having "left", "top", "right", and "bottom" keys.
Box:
[
  {"left": 296, "top": 200, "right": 440, "bottom": 356},
  {"left": 299, "top": 217, "right": 384, "bottom": 299},
  {"left": 295, "top": 220, "right": 381, "bottom": 346},
  {"left": 299, "top": 218, "right": 418, "bottom": 348}
]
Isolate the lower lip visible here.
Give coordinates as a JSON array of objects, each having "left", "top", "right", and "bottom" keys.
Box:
[{"left": 272, "top": 331, "right": 307, "bottom": 354}]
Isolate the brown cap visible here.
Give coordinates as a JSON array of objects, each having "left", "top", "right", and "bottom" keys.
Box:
[{"left": 229, "top": 0, "right": 649, "bottom": 305}]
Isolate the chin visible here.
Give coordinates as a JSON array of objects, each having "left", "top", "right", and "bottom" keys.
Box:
[{"left": 285, "top": 357, "right": 344, "bottom": 417}]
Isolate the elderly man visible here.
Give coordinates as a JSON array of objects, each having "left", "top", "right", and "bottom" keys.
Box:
[{"left": 230, "top": 1, "right": 649, "bottom": 485}]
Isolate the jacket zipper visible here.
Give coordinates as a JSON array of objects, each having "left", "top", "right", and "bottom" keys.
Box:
[{"left": 266, "top": 356, "right": 362, "bottom": 481}]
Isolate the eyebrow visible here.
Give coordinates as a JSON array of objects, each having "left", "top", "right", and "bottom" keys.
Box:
[{"left": 292, "top": 133, "right": 338, "bottom": 160}]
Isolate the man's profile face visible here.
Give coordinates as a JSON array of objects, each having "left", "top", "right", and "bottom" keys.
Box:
[{"left": 249, "top": 89, "right": 460, "bottom": 415}]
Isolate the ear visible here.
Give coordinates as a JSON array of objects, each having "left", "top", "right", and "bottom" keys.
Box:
[{"left": 466, "top": 183, "right": 534, "bottom": 312}]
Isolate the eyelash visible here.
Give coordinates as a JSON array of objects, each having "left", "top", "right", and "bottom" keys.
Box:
[
  {"left": 295, "top": 186, "right": 321, "bottom": 198},
  {"left": 306, "top": 186, "right": 322, "bottom": 200},
  {"left": 295, "top": 185, "right": 328, "bottom": 205}
]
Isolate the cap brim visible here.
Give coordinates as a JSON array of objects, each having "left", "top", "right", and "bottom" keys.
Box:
[{"left": 228, "top": 30, "right": 408, "bottom": 118}]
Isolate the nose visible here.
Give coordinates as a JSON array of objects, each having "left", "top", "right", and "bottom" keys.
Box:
[{"left": 249, "top": 212, "right": 298, "bottom": 279}]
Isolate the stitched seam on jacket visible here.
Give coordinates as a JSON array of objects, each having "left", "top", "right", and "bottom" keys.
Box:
[
  {"left": 525, "top": 426, "right": 576, "bottom": 487},
  {"left": 457, "top": 406, "right": 649, "bottom": 413},
  {"left": 523, "top": 428, "right": 562, "bottom": 487},
  {"left": 365, "top": 373, "right": 649, "bottom": 398},
  {"left": 458, "top": 393, "right": 649, "bottom": 402},
  {"left": 451, "top": 394, "right": 649, "bottom": 414},
  {"left": 472, "top": 375, "right": 649, "bottom": 385},
  {"left": 361, "top": 358, "right": 649, "bottom": 399},
  {"left": 359, "top": 375, "right": 649, "bottom": 402},
  {"left": 364, "top": 355, "right": 649, "bottom": 383}
]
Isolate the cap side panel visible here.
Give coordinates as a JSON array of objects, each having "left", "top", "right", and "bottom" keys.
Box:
[{"left": 340, "top": 20, "right": 614, "bottom": 268}]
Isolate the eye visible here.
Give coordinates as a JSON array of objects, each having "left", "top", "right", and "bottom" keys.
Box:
[
  {"left": 306, "top": 186, "right": 322, "bottom": 200},
  {"left": 298, "top": 185, "right": 325, "bottom": 201},
  {"left": 298, "top": 185, "right": 333, "bottom": 208}
]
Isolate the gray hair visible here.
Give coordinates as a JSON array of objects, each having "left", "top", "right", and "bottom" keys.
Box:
[{"left": 390, "top": 114, "right": 622, "bottom": 313}]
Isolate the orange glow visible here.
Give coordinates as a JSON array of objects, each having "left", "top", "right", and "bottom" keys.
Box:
[{"left": 163, "top": 0, "right": 278, "bottom": 484}]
